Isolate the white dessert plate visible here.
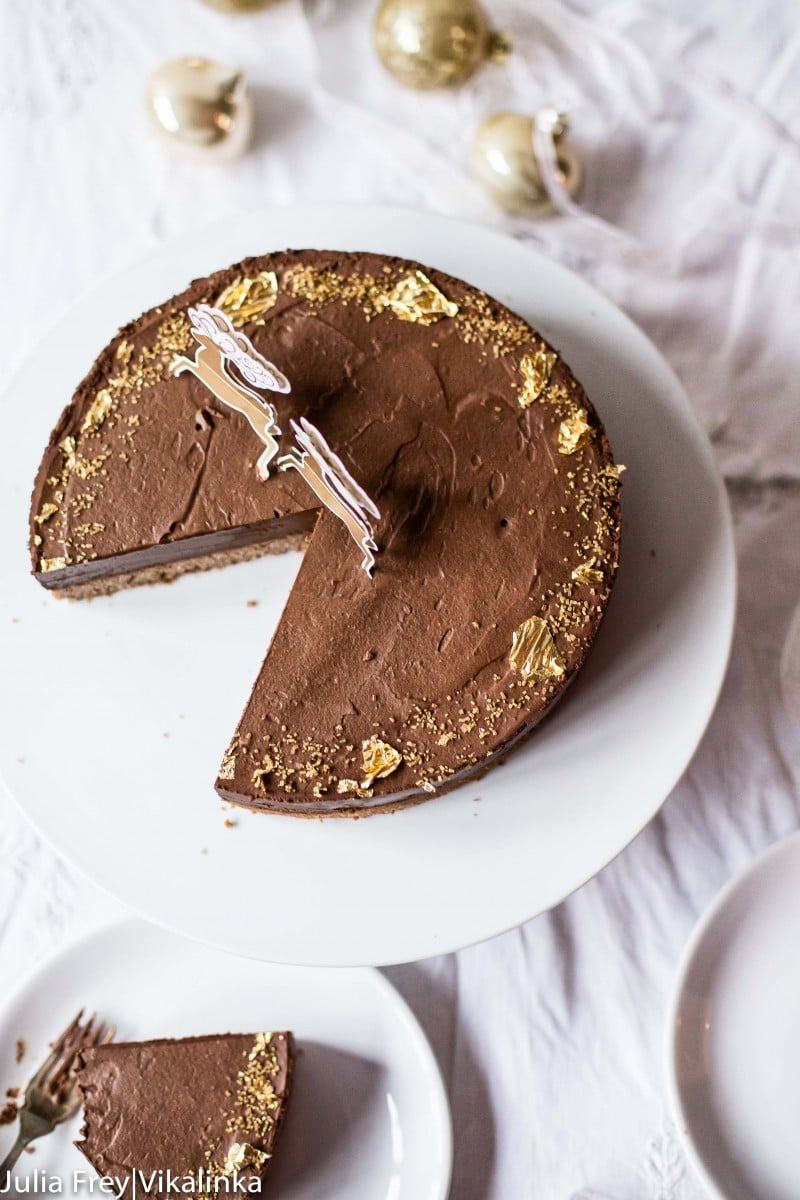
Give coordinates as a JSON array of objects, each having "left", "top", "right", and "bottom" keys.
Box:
[
  {"left": 0, "top": 203, "right": 735, "bottom": 965},
  {"left": 667, "top": 832, "right": 800, "bottom": 1200},
  {"left": 0, "top": 919, "right": 451, "bottom": 1200}
]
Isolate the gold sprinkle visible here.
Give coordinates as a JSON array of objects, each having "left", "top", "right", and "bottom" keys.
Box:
[
  {"left": 221, "top": 1033, "right": 285, "bottom": 1145},
  {"left": 34, "top": 503, "right": 58, "bottom": 525},
  {"left": 73, "top": 453, "right": 108, "bottom": 480},
  {"left": 115, "top": 340, "right": 133, "bottom": 364},
  {"left": 437, "top": 731, "right": 456, "bottom": 746},
  {"left": 215, "top": 272, "right": 279, "bottom": 327},
  {"left": 251, "top": 757, "right": 274, "bottom": 790},
  {"left": 558, "top": 409, "right": 594, "bottom": 455},
  {"left": 361, "top": 736, "right": 403, "bottom": 787},
  {"left": 81, "top": 388, "right": 113, "bottom": 434},
  {"left": 518, "top": 349, "right": 557, "bottom": 407},
  {"left": 40, "top": 557, "right": 67, "bottom": 573},
  {"left": 379, "top": 270, "right": 458, "bottom": 326},
  {"left": 572, "top": 557, "right": 604, "bottom": 586},
  {"left": 509, "top": 615, "right": 565, "bottom": 680}
]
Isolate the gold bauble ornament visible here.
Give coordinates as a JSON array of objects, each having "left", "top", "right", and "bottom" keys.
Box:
[
  {"left": 198, "top": 0, "right": 279, "bottom": 10},
  {"left": 374, "top": 0, "right": 509, "bottom": 91},
  {"left": 469, "top": 110, "right": 582, "bottom": 215},
  {"left": 145, "top": 57, "right": 253, "bottom": 161}
]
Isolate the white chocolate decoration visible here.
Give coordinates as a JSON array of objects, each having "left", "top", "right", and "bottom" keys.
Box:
[
  {"left": 278, "top": 417, "right": 381, "bottom": 576},
  {"left": 171, "top": 304, "right": 289, "bottom": 481}
]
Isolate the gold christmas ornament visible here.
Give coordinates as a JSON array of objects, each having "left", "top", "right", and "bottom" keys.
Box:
[
  {"left": 198, "top": 0, "right": 278, "bottom": 8},
  {"left": 470, "top": 110, "right": 582, "bottom": 216},
  {"left": 145, "top": 57, "right": 253, "bottom": 161},
  {"left": 374, "top": 0, "right": 509, "bottom": 91}
]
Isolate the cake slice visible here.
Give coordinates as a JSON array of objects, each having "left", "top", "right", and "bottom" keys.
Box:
[{"left": 76, "top": 1032, "right": 293, "bottom": 1198}]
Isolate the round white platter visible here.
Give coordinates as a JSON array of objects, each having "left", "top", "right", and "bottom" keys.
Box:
[
  {"left": 0, "top": 204, "right": 735, "bottom": 965},
  {"left": 0, "top": 919, "right": 451, "bottom": 1200},
  {"left": 667, "top": 832, "right": 800, "bottom": 1200}
]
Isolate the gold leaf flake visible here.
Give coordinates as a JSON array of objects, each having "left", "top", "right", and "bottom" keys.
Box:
[
  {"left": 336, "top": 778, "right": 373, "bottom": 798},
  {"left": 597, "top": 463, "right": 626, "bottom": 496},
  {"left": 558, "top": 408, "right": 594, "bottom": 455},
  {"left": 518, "top": 349, "right": 557, "bottom": 407},
  {"left": 81, "top": 388, "right": 113, "bottom": 434},
  {"left": 115, "top": 340, "right": 133, "bottom": 364},
  {"left": 572, "top": 556, "right": 604, "bottom": 586},
  {"left": 33, "top": 534, "right": 42, "bottom": 547},
  {"left": 379, "top": 270, "right": 458, "bottom": 326},
  {"left": 40, "top": 557, "right": 67, "bottom": 573},
  {"left": 361, "top": 736, "right": 403, "bottom": 787},
  {"left": 223, "top": 1143, "right": 269, "bottom": 1175},
  {"left": 219, "top": 754, "right": 237, "bottom": 781},
  {"left": 215, "top": 272, "right": 279, "bottom": 328},
  {"left": 509, "top": 615, "right": 565, "bottom": 680},
  {"left": 34, "top": 503, "right": 58, "bottom": 525},
  {"left": 59, "top": 436, "right": 77, "bottom": 471}
]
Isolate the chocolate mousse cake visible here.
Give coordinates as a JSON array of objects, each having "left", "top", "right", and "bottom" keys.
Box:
[
  {"left": 77, "top": 1032, "right": 293, "bottom": 1198},
  {"left": 30, "top": 249, "right": 622, "bottom": 815}
]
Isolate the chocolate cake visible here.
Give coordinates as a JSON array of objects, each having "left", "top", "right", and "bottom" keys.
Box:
[
  {"left": 77, "top": 1032, "right": 293, "bottom": 1198},
  {"left": 30, "top": 250, "right": 622, "bottom": 815}
]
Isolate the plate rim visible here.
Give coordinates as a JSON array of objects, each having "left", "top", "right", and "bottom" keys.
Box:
[
  {"left": 664, "top": 829, "right": 800, "bottom": 1200},
  {"left": 0, "top": 914, "right": 454, "bottom": 1200},
  {"left": 0, "top": 201, "right": 737, "bottom": 965}
]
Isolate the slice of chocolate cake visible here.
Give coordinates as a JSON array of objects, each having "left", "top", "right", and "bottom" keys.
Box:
[
  {"left": 77, "top": 1032, "right": 293, "bottom": 1199},
  {"left": 30, "top": 250, "right": 622, "bottom": 815}
]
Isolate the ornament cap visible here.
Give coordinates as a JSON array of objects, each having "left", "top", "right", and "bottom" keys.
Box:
[{"left": 487, "top": 31, "right": 513, "bottom": 64}]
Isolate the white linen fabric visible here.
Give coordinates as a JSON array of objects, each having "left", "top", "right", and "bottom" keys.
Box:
[{"left": 1, "top": 2, "right": 799, "bottom": 1196}]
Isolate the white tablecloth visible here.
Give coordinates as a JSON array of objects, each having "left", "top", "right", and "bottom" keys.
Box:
[{"left": 2, "top": 2, "right": 800, "bottom": 1197}]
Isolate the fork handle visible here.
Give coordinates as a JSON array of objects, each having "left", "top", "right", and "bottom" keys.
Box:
[{"left": 1, "top": 1133, "right": 32, "bottom": 1188}]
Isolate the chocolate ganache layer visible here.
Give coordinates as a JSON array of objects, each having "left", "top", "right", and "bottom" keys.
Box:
[
  {"left": 77, "top": 1032, "right": 293, "bottom": 1199},
  {"left": 30, "top": 249, "right": 622, "bottom": 815}
]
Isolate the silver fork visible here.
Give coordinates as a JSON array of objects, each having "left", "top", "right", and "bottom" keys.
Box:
[{"left": 0, "top": 1011, "right": 114, "bottom": 1186}]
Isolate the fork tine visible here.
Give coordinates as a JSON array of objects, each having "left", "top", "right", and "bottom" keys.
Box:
[
  {"left": 57, "top": 1010, "right": 85, "bottom": 1048},
  {"left": 28, "top": 1010, "right": 85, "bottom": 1090},
  {"left": 37, "top": 1010, "right": 117, "bottom": 1101},
  {"left": 77, "top": 1015, "right": 96, "bottom": 1048},
  {"left": 45, "top": 1012, "right": 107, "bottom": 1097},
  {"left": 89, "top": 1022, "right": 115, "bottom": 1049}
]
